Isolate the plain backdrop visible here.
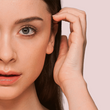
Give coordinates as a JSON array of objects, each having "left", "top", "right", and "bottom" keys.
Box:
[{"left": 61, "top": 0, "right": 110, "bottom": 110}]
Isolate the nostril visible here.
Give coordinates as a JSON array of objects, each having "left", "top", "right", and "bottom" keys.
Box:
[{"left": 10, "top": 58, "right": 14, "bottom": 61}]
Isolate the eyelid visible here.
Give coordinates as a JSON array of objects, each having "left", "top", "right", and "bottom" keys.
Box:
[
  {"left": 20, "top": 24, "right": 37, "bottom": 31},
  {"left": 19, "top": 24, "right": 37, "bottom": 36}
]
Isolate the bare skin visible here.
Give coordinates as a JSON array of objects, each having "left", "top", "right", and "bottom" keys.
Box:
[
  {"left": 53, "top": 8, "right": 98, "bottom": 110},
  {"left": 0, "top": 0, "right": 98, "bottom": 110},
  {"left": 0, "top": 0, "right": 54, "bottom": 110}
]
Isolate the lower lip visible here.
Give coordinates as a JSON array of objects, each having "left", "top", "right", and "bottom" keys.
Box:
[{"left": 0, "top": 75, "right": 21, "bottom": 85}]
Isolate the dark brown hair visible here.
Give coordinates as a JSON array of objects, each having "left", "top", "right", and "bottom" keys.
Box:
[{"left": 34, "top": 0, "right": 63, "bottom": 110}]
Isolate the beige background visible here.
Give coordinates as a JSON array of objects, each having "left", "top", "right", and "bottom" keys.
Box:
[{"left": 61, "top": 0, "right": 110, "bottom": 110}]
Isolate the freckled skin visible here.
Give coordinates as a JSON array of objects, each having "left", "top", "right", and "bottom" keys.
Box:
[{"left": 0, "top": 0, "right": 55, "bottom": 110}]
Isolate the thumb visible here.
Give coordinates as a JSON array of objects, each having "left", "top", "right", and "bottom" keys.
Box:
[{"left": 57, "top": 35, "right": 69, "bottom": 60}]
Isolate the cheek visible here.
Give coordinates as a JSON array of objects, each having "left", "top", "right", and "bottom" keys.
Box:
[
  {"left": 18, "top": 32, "right": 51, "bottom": 89},
  {"left": 21, "top": 41, "right": 47, "bottom": 82}
]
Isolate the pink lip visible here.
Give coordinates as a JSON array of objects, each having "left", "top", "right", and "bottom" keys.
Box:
[
  {"left": 0, "top": 70, "right": 22, "bottom": 86},
  {"left": 0, "top": 70, "right": 22, "bottom": 76}
]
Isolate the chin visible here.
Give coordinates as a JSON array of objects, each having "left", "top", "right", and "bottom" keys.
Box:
[{"left": 0, "top": 86, "right": 20, "bottom": 100}]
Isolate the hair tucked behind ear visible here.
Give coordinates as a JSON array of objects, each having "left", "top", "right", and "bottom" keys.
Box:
[{"left": 34, "top": 0, "right": 63, "bottom": 110}]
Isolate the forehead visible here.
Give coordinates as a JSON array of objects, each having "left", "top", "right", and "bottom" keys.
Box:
[{"left": 0, "top": 0, "right": 50, "bottom": 24}]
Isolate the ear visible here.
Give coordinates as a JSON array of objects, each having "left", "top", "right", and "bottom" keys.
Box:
[{"left": 46, "top": 23, "right": 58, "bottom": 54}]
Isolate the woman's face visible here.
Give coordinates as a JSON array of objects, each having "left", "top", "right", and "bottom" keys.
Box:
[{"left": 0, "top": 0, "right": 55, "bottom": 99}]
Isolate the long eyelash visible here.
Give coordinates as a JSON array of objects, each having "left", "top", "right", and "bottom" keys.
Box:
[{"left": 21, "top": 25, "right": 37, "bottom": 37}]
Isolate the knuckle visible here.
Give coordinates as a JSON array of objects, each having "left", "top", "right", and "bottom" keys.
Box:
[
  {"left": 79, "top": 36, "right": 86, "bottom": 44},
  {"left": 81, "top": 10, "right": 86, "bottom": 15},
  {"left": 75, "top": 16, "right": 80, "bottom": 21},
  {"left": 61, "top": 7, "right": 68, "bottom": 12},
  {"left": 71, "top": 33, "right": 87, "bottom": 46},
  {"left": 80, "top": 11, "right": 86, "bottom": 18}
]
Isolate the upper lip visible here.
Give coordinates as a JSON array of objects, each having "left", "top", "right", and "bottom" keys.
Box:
[{"left": 0, "top": 70, "right": 22, "bottom": 76}]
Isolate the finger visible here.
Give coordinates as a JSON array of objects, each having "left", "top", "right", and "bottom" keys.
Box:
[
  {"left": 57, "top": 35, "right": 69, "bottom": 60},
  {"left": 59, "top": 7, "right": 85, "bottom": 13},
  {"left": 59, "top": 7, "right": 87, "bottom": 37},
  {"left": 53, "top": 12, "right": 83, "bottom": 36}
]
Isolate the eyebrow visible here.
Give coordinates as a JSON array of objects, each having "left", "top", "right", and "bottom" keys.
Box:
[{"left": 15, "top": 16, "right": 43, "bottom": 24}]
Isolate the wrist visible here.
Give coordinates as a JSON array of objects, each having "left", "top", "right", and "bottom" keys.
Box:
[
  {"left": 60, "top": 74, "right": 98, "bottom": 110},
  {"left": 60, "top": 73, "right": 87, "bottom": 97}
]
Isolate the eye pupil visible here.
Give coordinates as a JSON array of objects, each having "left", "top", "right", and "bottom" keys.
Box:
[{"left": 22, "top": 27, "right": 29, "bottom": 34}]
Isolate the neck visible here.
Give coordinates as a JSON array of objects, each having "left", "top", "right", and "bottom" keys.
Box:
[{"left": 0, "top": 83, "right": 47, "bottom": 110}]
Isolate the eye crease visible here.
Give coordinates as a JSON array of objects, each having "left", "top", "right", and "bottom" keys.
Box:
[{"left": 19, "top": 25, "right": 37, "bottom": 37}]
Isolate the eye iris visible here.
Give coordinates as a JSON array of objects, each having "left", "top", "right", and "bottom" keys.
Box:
[{"left": 22, "top": 27, "right": 29, "bottom": 34}]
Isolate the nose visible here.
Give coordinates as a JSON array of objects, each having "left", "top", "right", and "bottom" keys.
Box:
[{"left": 0, "top": 35, "right": 16, "bottom": 64}]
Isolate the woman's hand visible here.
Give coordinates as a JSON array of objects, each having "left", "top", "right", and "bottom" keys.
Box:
[
  {"left": 52, "top": 8, "right": 98, "bottom": 110},
  {"left": 53, "top": 7, "right": 87, "bottom": 89}
]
